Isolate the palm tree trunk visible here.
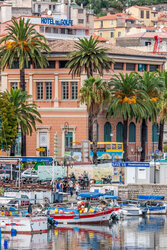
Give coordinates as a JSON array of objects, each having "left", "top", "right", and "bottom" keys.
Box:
[
  {"left": 141, "top": 119, "right": 147, "bottom": 162},
  {"left": 158, "top": 119, "right": 164, "bottom": 152},
  {"left": 88, "top": 115, "right": 93, "bottom": 141},
  {"left": 20, "top": 68, "right": 26, "bottom": 156},
  {"left": 10, "top": 143, "right": 15, "bottom": 156},
  {"left": 123, "top": 118, "right": 128, "bottom": 161},
  {"left": 20, "top": 68, "right": 26, "bottom": 91},
  {"left": 92, "top": 116, "right": 98, "bottom": 165}
]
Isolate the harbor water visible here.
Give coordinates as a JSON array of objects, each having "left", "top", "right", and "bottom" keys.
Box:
[{"left": 1, "top": 215, "right": 167, "bottom": 249}]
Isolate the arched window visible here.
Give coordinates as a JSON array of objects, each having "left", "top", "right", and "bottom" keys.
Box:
[
  {"left": 104, "top": 122, "right": 111, "bottom": 142},
  {"left": 129, "top": 122, "right": 136, "bottom": 142},
  {"left": 140, "top": 124, "right": 148, "bottom": 142},
  {"left": 97, "top": 123, "right": 99, "bottom": 142},
  {"left": 116, "top": 122, "right": 123, "bottom": 142},
  {"left": 152, "top": 123, "right": 159, "bottom": 142}
]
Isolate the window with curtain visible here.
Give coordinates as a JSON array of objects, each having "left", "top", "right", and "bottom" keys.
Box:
[
  {"left": 36, "top": 82, "right": 43, "bottom": 100},
  {"left": 152, "top": 123, "right": 159, "bottom": 142},
  {"left": 129, "top": 122, "right": 136, "bottom": 142},
  {"left": 45, "top": 82, "right": 52, "bottom": 100},
  {"left": 116, "top": 122, "right": 123, "bottom": 142},
  {"left": 104, "top": 122, "right": 111, "bottom": 142},
  {"left": 140, "top": 124, "right": 148, "bottom": 142}
]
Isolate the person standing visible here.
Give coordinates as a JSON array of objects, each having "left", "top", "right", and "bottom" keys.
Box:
[
  {"left": 59, "top": 180, "right": 63, "bottom": 203},
  {"left": 68, "top": 178, "right": 74, "bottom": 197},
  {"left": 54, "top": 180, "right": 59, "bottom": 203}
]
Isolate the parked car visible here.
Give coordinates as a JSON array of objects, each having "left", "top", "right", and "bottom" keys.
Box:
[
  {"left": 21, "top": 169, "right": 38, "bottom": 180},
  {"left": 0, "top": 173, "right": 10, "bottom": 179}
]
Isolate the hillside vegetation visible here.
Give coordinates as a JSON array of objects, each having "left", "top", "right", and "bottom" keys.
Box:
[{"left": 76, "top": 0, "right": 167, "bottom": 16}]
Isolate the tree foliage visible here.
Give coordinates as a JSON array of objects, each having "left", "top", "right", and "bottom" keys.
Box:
[
  {"left": 6, "top": 88, "right": 42, "bottom": 136},
  {"left": 66, "top": 36, "right": 113, "bottom": 78},
  {"left": 0, "top": 17, "right": 50, "bottom": 70},
  {"left": 0, "top": 93, "right": 18, "bottom": 151},
  {"left": 76, "top": 0, "right": 167, "bottom": 16},
  {"left": 79, "top": 76, "right": 111, "bottom": 164}
]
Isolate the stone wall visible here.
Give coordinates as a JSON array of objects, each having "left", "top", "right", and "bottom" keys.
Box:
[
  {"left": 92, "top": 184, "right": 167, "bottom": 201},
  {"left": 125, "top": 184, "right": 167, "bottom": 200}
]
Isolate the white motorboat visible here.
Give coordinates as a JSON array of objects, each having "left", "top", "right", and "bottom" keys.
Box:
[
  {"left": 120, "top": 206, "right": 146, "bottom": 216},
  {"left": 0, "top": 216, "right": 48, "bottom": 234}
]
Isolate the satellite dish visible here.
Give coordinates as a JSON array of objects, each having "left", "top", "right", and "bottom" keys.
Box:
[
  {"left": 152, "top": 7, "right": 156, "bottom": 11},
  {"left": 47, "top": 10, "right": 52, "bottom": 15}
]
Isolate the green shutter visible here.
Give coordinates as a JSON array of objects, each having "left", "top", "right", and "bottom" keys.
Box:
[
  {"left": 97, "top": 123, "right": 99, "bottom": 142},
  {"left": 104, "top": 122, "right": 111, "bottom": 142},
  {"left": 116, "top": 122, "right": 123, "bottom": 142},
  {"left": 140, "top": 125, "right": 148, "bottom": 142},
  {"left": 129, "top": 122, "right": 136, "bottom": 142},
  {"left": 152, "top": 123, "right": 159, "bottom": 142}
]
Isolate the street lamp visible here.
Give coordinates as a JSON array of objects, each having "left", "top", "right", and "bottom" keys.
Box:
[{"left": 60, "top": 157, "right": 74, "bottom": 179}]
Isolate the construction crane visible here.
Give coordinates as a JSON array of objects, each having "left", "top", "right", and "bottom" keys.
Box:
[{"left": 153, "top": 35, "right": 162, "bottom": 54}]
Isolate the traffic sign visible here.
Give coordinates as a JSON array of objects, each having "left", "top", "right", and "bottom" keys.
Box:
[
  {"left": 36, "top": 148, "right": 45, "bottom": 152},
  {"left": 112, "top": 162, "right": 150, "bottom": 167},
  {"left": 155, "top": 149, "right": 159, "bottom": 154}
]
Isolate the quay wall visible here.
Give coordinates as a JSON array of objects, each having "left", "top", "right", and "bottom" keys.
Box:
[{"left": 91, "top": 184, "right": 167, "bottom": 201}]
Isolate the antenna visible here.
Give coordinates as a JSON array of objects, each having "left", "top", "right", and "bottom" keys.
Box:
[{"left": 47, "top": 10, "right": 52, "bottom": 15}]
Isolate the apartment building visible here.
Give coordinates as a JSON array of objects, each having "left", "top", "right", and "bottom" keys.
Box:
[
  {"left": 0, "top": 16, "right": 89, "bottom": 41},
  {"left": 94, "top": 13, "right": 136, "bottom": 44},
  {"left": 33, "top": 0, "right": 94, "bottom": 33}
]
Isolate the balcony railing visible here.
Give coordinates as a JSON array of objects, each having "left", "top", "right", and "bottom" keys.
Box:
[{"left": 44, "top": 33, "right": 90, "bottom": 40}]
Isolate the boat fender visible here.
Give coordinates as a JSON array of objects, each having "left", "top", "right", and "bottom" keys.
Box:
[
  {"left": 89, "top": 208, "right": 94, "bottom": 213},
  {"left": 9, "top": 212, "right": 12, "bottom": 216},
  {"left": 4, "top": 240, "right": 8, "bottom": 249},
  {"left": 11, "top": 228, "right": 17, "bottom": 236},
  {"left": 1, "top": 212, "right": 4, "bottom": 216},
  {"left": 0, "top": 221, "right": 6, "bottom": 228},
  {"left": 54, "top": 221, "right": 58, "bottom": 225},
  {"left": 73, "top": 216, "right": 80, "bottom": 219},
  {"left": 55, "top": 208, "right": 59, "bottom": 214},
  {"left": 59, "top": 210, "right": 64, "bottom": 214}
]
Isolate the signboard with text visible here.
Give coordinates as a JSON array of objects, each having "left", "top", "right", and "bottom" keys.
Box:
[{"left": 41, "top": 18, "right": 73, "bottom": 26}]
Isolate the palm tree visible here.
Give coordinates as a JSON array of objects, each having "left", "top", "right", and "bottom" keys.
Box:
[
  {"left": 6, "top": 88, "right": 42, "bottom": 156},
  {"left": 0, "top": 17, "right": 50, "bottom": 155},
  {"left": 107, "top": 72, "right": 150, "bottom": 161},
  {"left": 66, "top": 36, "right": 113, "bottom": 141},
  {"left": 137, "top": 71, "right": 163, "bottom": 161},
  {"left": 157, "top": 70, "right": 167, "bottom": 152},
  {"left": 66, "top": 36, "right": 113, "bottom": 78},
  {"left": 79, "top": 76, "right": 111, "bottom": 164}
]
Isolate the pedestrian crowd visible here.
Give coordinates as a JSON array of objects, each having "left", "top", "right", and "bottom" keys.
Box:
[{"left": 53, "top": 178, "right": 80, "bottom": 203}]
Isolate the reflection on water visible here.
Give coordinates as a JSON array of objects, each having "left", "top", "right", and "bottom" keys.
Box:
[{"left": 1, "top": 216, "right": 167, "bottom": 249}]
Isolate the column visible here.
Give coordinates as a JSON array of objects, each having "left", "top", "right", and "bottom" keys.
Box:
[
  {"left": 1, "top": 74, "right": 8, "bottom": 92},
  {"left": 54, "top": 73, "right": 59, "bottom": 107}
]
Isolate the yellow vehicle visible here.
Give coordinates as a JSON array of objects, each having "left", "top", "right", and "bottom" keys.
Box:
[{"left": 90, "top": 142, "right": 123, "bottom": 160}]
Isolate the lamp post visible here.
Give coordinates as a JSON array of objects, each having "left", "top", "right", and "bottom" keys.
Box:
[{"left": 60, "top": 157, "right": 74, "bottom": 179}]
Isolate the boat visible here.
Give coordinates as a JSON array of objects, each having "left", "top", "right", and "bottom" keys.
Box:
[
  {"left": 0, "top": 215, "right": 48, "bottom": 234},
  {"left": 137, "top": 195, "right": 167, "bottom": 215},
  {"left": 50, "top": 207, "right": 121, "bottom": 224},
  {"left": 120, "top": 205, "right": 147, "bottom": 216}
]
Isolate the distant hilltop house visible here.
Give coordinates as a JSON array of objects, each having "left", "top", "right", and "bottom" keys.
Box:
[{"left": 94, "top": 12, "right": 137, "bottom": 44}]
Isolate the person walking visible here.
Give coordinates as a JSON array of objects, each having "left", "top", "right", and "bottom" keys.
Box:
[
  {"left": 68, "top": 178, "right": 74, "bottom": 197},
  {"left": 75, "top": 181, "right": 80, "bottom": 196},
  {"left": 59, "top": 180, "right": 63, "bottom": 203}
]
